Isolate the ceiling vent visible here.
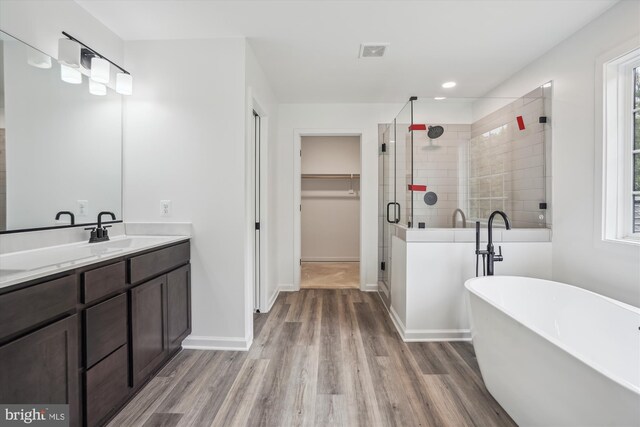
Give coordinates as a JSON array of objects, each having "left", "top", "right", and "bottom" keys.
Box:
[{"left": 359, "top": 43, "right": 389, "bottom": 58}]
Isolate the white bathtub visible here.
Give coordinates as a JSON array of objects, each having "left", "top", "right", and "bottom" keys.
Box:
[{"left": 465, "top": 276, "right": 640, "bottom": 427}]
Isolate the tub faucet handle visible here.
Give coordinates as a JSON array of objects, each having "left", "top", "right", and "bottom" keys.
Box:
[{"left": 495, "top": 246, "right": 504, "bottom": 262}]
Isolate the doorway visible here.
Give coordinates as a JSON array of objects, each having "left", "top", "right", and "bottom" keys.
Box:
[{"left": 300, "top": 135, "right": 361, "bottom": 289}]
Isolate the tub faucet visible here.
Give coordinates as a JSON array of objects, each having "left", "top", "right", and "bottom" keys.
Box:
[
  {"left": 452, "top": 208, "right": 466, "bottom": 228},
  {"left": 487, "top": 210, "right": 511, "bottom": 276}
]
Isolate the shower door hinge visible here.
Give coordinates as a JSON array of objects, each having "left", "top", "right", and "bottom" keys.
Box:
[
  {"left": 300, "top": 149, "right": 302, "bottom": 157},
  {"left": 381, "top": 143, "right": 387, "bottom": 153},
  {"left": 381, "top": 262, "right": 386, "bottom": 271},
  {"left": 255, "top": 222, "right": 260, "bottom": 230},
  {"left": 300, "top": 259, "right": 302, "bottom": 266},
  {"left": 300, "top": 204, "right": 302, "bottom": 212}
]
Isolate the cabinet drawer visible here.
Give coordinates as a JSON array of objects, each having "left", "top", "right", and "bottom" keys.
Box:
[
  {"left": 85, "top": 344, "right": 129, "bottom": 427},
  {"left": 129, "top": 242, "right": 189, "bottom": 285},
  {"left": 85, "top": 294, "right": 127, "bottom": 368},
  {"left": 82, "top": 261, "right": 126, "bottom": 304},
  {"left": 0, "top": 275, "right": 77, "bottom": 341}
]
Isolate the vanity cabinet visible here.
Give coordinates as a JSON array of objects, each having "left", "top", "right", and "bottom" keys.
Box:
[
  {"left": 131, "top": 275, "right": 168, "bottom": 386},
  {"left": 0, "top": 315, "right": 80, "bottom": 427},
  {"left": 0, "top": 239, "right": 191, "bottom": 427}
]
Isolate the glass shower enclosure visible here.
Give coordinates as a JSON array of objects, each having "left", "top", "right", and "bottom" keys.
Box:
[{"left": 378, "top": 83, "right": 553, "bottom": 294}]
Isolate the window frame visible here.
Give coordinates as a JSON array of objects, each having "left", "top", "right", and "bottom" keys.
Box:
[
  {"left": 630, "top": 64, "right": 640, "bottom": 235},
  {"left": 602, "top": 46, "right": 640, "bottom": 245}
]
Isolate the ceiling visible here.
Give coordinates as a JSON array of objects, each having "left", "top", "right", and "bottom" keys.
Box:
[{"left": 76, "top": 0, "right": 618, "bottom": 103}]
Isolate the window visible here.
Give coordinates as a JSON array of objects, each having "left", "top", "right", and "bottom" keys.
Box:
[{"left": 602, "top": 46, "right": 640, "bottom": 244}]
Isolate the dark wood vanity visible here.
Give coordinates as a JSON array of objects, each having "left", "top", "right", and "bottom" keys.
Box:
[{"left": 0, "top": 240, "right": 191, "bottom": 427}]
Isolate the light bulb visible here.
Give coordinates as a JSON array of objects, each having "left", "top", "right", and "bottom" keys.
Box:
[
  {"left": 89, "top": 80, "right": 107, "bottom": 96},
  {"left": 60, "top": 64, "right": 82, "bottom": 84},
  {"left": 91, "top": 57, "right": 110, "bottom": 84},
  {"left": 115, "top": 72, "right": 133, "bottom": 95},
  {"left": 58, "top": 38, "right": 81, "bottom": 68},
  {"left": 27, "top": 47, "right": 52, "bottom": 69}
]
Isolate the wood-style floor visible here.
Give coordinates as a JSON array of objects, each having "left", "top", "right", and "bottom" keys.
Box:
[
  {"left": 301, "top": 262, "right": 360, "bottom": 289},
  {"left": 108, "top": 290, "right": 516, "bottom": 427}
]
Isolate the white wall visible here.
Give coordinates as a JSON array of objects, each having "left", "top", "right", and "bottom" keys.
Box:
[
  {"left": 301, "top": 135, "right": 360, "bottom": 261},
  {"left": 482, "top": 0, "right": 640, "bottom": 307},
  {"left": 123, "top": 39, "right": 252, "bottom": 349}
]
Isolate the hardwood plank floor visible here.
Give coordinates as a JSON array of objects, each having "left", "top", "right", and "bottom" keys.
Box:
[{"left": 109, "top": 290, "right": 516, "bottom": 427}]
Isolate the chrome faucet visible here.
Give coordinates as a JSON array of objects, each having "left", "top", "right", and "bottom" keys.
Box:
[
  {"left": 452, "top": 208, "right": 467, "bottom": 228},
  {"left": 475, "top": 210, "right": 512, "bottom": 276}
]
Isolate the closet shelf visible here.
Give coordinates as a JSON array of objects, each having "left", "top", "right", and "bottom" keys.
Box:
[{"left": 302, "top": 173, "right": 360, "bottom": 179}]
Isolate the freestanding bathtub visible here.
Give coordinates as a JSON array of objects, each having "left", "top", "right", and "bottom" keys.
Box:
[{"left": 465, "top": 276, "right": 640, "bottom": 427}]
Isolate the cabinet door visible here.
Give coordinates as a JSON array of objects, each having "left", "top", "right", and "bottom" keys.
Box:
[
  {"left": 0, "top": 315, "right": 79, "bottom": 427},
  {"left": 167, "top": 265, "right": 191, "bottom": 351},
  {"left": 130, "top": 276, "right": 168, "bottom": 386}
]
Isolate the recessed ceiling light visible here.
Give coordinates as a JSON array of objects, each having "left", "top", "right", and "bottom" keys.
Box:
[
  {"left": 442, "top": 81, "right": 456, "bottom": 89},
  {"left": 434, "top": 97, "right": 446, "bottom": 100}
]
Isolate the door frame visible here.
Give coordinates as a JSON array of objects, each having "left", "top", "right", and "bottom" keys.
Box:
[
  {"left": 293, "top": 129, "right": 365, "bottom": 291},
  {"left": 247, "top": 93, "right": 269, "bottom": 318}
]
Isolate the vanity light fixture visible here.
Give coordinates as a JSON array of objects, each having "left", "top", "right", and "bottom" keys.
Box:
[
  {"left": 27, "top": 47, "right": 52, "bottom": 69},
  {"left": 89, "top": 80, "right": 107, "bottom": 96},
  {"left": 59, "top": 31, "right": 132, "bottom": 95},
  {"left": 60, "top": 64, "right": 82, "bottom": 84},
  {"left": 442, "top": 81, "right": 457, "bottom": 88},
  {"left": 115, "top": 72, "right": 133, "bottom": 95},
  {"left": 58, "top": 37, "right": 81, "bottom": 68}
]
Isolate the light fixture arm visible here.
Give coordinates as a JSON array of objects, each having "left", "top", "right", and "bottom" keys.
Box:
[{"left": 61, "top": 31, "right": 130, "bottom": 75}]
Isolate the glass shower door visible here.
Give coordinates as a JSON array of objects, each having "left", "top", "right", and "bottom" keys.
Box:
[{"left": 379, "top": 121, "right": 397, "bottom": 303}]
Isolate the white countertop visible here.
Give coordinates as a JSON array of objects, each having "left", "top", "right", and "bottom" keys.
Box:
[{"left": 0, "top": 235, "right": 190, "bottom": 290}]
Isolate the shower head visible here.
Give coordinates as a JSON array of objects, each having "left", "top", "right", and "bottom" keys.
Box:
[{"left": 428, "top": 125, "right": 444, "bottom": 139}]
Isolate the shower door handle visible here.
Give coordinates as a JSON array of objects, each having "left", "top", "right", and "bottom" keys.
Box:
[{"left": 386, "top": 202, "right": 400, "bottom": 224}]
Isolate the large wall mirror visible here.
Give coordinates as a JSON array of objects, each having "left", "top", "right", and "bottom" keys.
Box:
[{"left": 0, "top": 30, "right": 122, "bottom": 233}]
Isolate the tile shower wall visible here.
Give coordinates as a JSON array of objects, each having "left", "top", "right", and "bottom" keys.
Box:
[
  {"left": 409, "top": 124, "right": 471, "bottom": 228},
  {"left": 469, "top": 88, "right": 550, "bottom": 228}
]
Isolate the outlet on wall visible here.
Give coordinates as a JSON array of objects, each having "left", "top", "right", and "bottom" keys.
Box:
[
  {"left": 160, "top": 200, "right": 172, "bottom": 217},
  {"left": 77, "top": 200, "right": 88, "bottom": 216}
]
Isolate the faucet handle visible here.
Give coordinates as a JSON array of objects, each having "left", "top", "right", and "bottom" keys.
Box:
[{"left": 495, "top": 245, "right": 504, "bottom": 262}]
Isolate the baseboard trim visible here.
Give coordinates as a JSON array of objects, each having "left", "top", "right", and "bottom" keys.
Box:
[
  {"left": 363, "top": 283, "right": 379, "bottom": 292},
  {"left": 265, "top": 284, "right": 296, "bottom": 312},
  {"left": 266, "top": 288, "right": 280, "bottom": 312},
  {"left": 388, "top": 306, "right": 471, "bottom": 342},
  {"left": 182, "top": 335, "right": 253, "bottom": 351}
]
